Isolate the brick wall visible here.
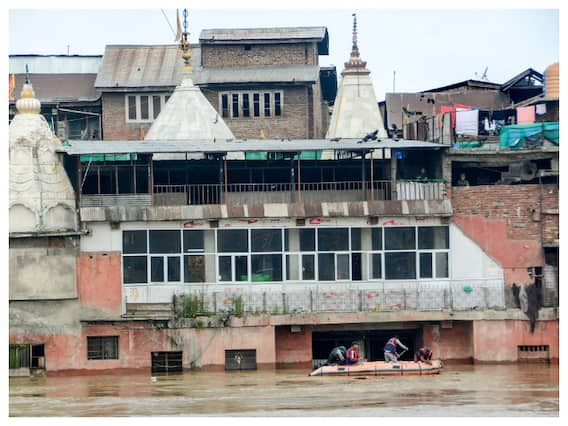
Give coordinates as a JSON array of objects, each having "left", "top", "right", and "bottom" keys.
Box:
[
  {"left": 101, "top": 93, "right": 153, "bottom": 140},
  {"left": 201, "top": 43, "right": 317, "bottom": 67},
  {"left": 452, "top": 184, "right": 558, "bottom": 244},
  {"left": 203, "top": 85, "right": 313, "bottom": 139}
]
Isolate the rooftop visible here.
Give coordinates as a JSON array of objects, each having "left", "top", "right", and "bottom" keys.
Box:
[{"left": 58, "top": 138, "right": 445, "bottom": 155}]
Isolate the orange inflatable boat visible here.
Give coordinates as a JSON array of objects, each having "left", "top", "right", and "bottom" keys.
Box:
[{"left": 310, "top": 360, "right": 443, "bottom": 377}]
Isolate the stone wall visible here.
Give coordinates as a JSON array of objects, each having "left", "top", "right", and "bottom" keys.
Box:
[
  {"left": 202, "top": 85, "right": 313, "bottom": 139},
  {"left": 101, "top": 93, "right": 153, "bottom": 140},
  {"left": 200, "top": 43, "right": 318, "bottom": 67}
]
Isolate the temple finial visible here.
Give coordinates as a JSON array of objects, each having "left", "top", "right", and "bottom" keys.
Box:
[
  {"left": 180, "top": 8, "right": 192, "bottom": 72},
  {"left": 344, "top": 12, "right": 366, "bottom": 70},
  {"left": 352, "top": 13, "right": 358, "bottom": 51}
]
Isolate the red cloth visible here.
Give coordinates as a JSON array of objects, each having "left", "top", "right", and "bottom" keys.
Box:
[
  {"left": 440, "top": 103, "right": 471, "bottom": 128},
  {"left": 346, "top": 346, "right": 359, "bottom": 363}
]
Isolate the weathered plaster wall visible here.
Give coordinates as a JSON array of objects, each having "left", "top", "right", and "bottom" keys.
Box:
[
  {"left": 452, "top": 184, "right": 559, "bottom": 286},
  {"left": 13, "top": 323, "right": 278, "bottom": 372},
  {"left": 423, "top": 322, "right": 473, "bottom": 362},
  {"left": 77, "top": 252, "right": 122, "bottom": 314},
  {"left": 472, "top": 319, "right": 558, "bottom": 362},
  {"left": 275, "top": 325, "right": 313, "bottom": 365},
  {"left": 9, "top": 237, "right": 79, "bottom": 300}
]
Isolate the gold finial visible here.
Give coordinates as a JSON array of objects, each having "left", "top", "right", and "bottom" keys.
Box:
[
  {"left": 180, "top": 8, "right": 192, "bottom": 72},
  {"left": 16, "top": 65, "right": 41, "bottom": 114}
]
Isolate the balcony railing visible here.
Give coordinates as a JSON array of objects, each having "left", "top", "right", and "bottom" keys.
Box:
[{"left": 152, "top": 180, "right": 445, "bottom": 206}]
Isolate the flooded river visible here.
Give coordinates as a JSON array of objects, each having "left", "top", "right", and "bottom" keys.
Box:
[{"left": 9, "top": 364, "right": 558, "bottom": 417}]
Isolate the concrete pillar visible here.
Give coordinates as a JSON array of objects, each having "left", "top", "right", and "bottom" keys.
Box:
[
  {"left": 204, "top": 230, "right": 216, "bottom": 282},
  {"left": 287, "top": 229, "right": 300, "bottom": 280}
]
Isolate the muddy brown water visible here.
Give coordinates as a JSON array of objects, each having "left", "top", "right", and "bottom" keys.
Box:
[{"left": 9, "top": 364, "right": 558, "bottom": 416}]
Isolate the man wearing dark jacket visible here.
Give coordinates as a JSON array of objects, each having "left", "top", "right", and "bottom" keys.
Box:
[{"left": 326, "top": 346, "right": 347, "bottom": 365}]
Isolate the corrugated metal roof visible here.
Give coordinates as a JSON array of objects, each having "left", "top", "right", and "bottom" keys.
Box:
[
  {"left": 200, "top": 27, "right": 327, "bottom": 42},
  {"left": 9, "top": 55, "right": 102, "bottom": 74},
  {"left": 10, "top": 74, "right": 100, "bottom": 103},
  {"left": 58, "top": 138, "right": 446, "bottom": 155},
  {"left": 193, "top": 65, "right": 320, "bottom": 85},
  {"left": 94, "top": 45, "right": 185, "bottom": 89}
]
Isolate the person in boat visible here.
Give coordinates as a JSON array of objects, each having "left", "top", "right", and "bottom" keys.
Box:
[
  {"left": 414, "top": 346, "right": 433, "bottom": 365},
  {"left": 326, "top": 346, "right": 347, "bottom": 365},
  {"left": 345, "top": 342, "right": 360, "bottom": 365},
  {"left": 384, "top": 336, "right": 408, "bottom": 363}
]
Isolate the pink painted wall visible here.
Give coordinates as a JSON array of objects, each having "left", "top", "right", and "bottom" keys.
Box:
[
  {"left": 77, "top": 252, "right": 122, "bottom": 314},
  {"left": 423, "top": 321, "right": 473, "bottom": 362},
  {"left": 473, "top": 320, "right": 559, "bottom": 362},
  {"left": 12, "top": 323, "right": 277, "bottom": 373},
  {"left": 275, "top": 326, "right": 313, "bottom": 364}
]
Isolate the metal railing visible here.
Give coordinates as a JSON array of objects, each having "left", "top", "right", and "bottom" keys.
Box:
[
  {"left": 153, "top": 180, "right": 411, "bottom": 206},
  {"left": 167, "top": 280, "right": 506, "bottom": 316}
]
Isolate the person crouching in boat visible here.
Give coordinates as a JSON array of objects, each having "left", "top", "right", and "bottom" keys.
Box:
[
  {"left": 326, "top": 346, "right": 347, "bottom": 365},
  {"left": 414, "top": 347, "right": 433, "bottom": 365},
  {"left": 384, "top": 336, "right": 408, "bottom": 363},
  {"left": 345, "top": 342, "right": 360, "bottom": 365}
]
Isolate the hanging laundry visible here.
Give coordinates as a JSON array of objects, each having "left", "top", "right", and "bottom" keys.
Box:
[
  {"left": 535, "top": 103, "right": 547, "bottom": 115},
  {"left": 517, "top": 106, "right": 535, "bottom": 124},
  {"left": 455, "top": 109, "right": 479, "bottom": 136}
]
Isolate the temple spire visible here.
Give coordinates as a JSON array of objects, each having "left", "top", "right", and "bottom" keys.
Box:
[
  {"left": 180, "top": 8, "right": 192, "bottom": 72},
  {"left": 344, "top": 13, "right": 367, "bottom": 71}
]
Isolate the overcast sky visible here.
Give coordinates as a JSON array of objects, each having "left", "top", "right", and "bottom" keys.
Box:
[{"left": 6, "top": 3, "right": 561, "bottom": 101}]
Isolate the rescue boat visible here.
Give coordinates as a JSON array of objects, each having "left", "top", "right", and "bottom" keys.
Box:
[{"left": 309, "top": 359, "right": 443, "bottom": 377}]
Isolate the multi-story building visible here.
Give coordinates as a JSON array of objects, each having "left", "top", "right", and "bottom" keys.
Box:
[
  {"left": 94, "top": 27, "right": 336, "bottom": 141},
  {"left": 9, "top": 17, "right": 558, "bottom": 375}
]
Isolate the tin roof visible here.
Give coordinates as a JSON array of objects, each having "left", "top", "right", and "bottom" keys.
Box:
[
  {"left": 9, "top": 55, "right": 102, "bottom": 74},
  {"left": 58, "top": 138, "right": 445, "bottom": 155},
  {"left": 194, "top": 65, "right": 320, "bottom": 85},
  {"left": 200, "top": 27, "right": 329, "bottom": 54},
  {"left": 11, "top": 74, "right": 100, "bottom": 103},
  {"left": 94, "top": 45, "right": 184, "bottom": 89}
]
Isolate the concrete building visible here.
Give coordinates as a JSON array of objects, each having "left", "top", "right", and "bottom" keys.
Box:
[
  {"left": 9, "top": 16, "right": 558, "bottom": 375},
  {"left": 94, "top": 27, "right": 336, "bottom": 141}
]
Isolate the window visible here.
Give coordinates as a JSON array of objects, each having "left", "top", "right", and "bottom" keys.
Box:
[
  {"left": 218, "top": 91, "right": 282, "bottom": 119},
  {"left": 242, "top": 94, "right": 250, "bottom": 117},
  {"left": 152, "top": 95, "right": 161, "bottom": 119},
  {"left": 221, "top": 94, "right": 229, "bottom": 118},
  {"left": 274, "top": 92, "right": 281, "bottom": 116},
  {"left": 87, "top": 336, "right": 119, "bottom": 360},
  {"left": 264, "top": 93, "right": 271, "bottom": 116},
  {"left": 121, "top": 226, "right": 449, "bottom": 284},
  {"left": 127, "top": 96, "right": 136, "bottom": 120},
  {"left": 125, "top": 94, "right": 169, "bottom": 122},
  {"left": 253, "top": 93, "right": 260, "bottom": 117},
  {"left": 140, "top": 95, "right": 149, "bottom": 120},
  {"left": 232, "top": 94, "right": 239, "bottom": 118}
]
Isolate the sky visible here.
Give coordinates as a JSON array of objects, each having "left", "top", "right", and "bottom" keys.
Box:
[{"left": 5, "top": 1, "right": 561, "bottom": 101}]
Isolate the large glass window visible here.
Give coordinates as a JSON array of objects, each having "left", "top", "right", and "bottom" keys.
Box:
[
  {"left": 218, "top": 230, "right": 248, "bottom": 253},
  {"left": 123, "top": 230, "right": 147, "bottom": 254},
  {"left": 124, "top": 256, "right": 147, "bottom": 284},
  {"left": 418, "top": 227, "right": 449, "bottom": 249},
  {"left": 87, "top": 336, "right": 119, "bottom": 360},
  {"left": 385, "top": 227, "right": 416, "bottom": 250},
  {"left": 184, "top": 255, "right": 205, "bottom": 283},
  {"left": 251, "top": 229, "right": 281, "bottom": 252},
  {"left": 318, "top": 228, "right": 349, "bottom": 251},
  {"left": 183, "top": 230, "right": 204, "bottom": 252},
  {"left": 385, "top": 252, "right": 416, "bottom": 280},
  {"left": 150, "top": 230, "right": 181, "bottom": 254}
]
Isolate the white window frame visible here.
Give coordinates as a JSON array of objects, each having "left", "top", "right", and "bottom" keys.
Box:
[
  {"left": 217, "top": 90, "right": 284, "bottom": 119},
  {"left": 125, "top": 94, "right": 169, "bottom": 123}
]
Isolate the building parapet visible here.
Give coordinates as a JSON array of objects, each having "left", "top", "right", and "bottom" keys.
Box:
[{"left": 79, "top": 199, "right": 453, "bottom": 223}]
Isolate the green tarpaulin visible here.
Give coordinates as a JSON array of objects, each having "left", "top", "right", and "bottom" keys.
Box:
[
  {"left": 80, "top": 154, "right": 138, "bottom": 162},
  {"left": 245, "top": 151, "right": 322, "bottom": 160},
  {"left": 499, "top": 122, "right": 559, "bottom": 149}
]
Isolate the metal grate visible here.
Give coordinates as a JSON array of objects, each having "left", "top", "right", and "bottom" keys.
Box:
[
  {"left": 518, "top": 345, "right": 550, "bottom": 363},
  {"left": 151, "top": 351, "right": 183, "bottom": 373},
  {"left": 225, "top": 349, "right": 257, "bottom": 371}
]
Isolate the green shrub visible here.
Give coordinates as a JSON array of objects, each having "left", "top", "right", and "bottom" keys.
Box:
[
  {"left": 177, "top": 293, "right": 200, "bottom": 318},
  {"left": 234, "top": 295, "right": 244, "bottom": 318}
]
